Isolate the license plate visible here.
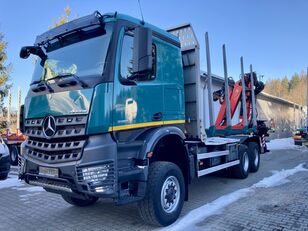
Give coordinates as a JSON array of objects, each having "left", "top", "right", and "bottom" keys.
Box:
[{"left": 39, "top": 166, "right": 59, "bottom": 178}]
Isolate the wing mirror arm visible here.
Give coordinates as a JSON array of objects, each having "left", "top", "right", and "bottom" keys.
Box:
[{"left": 20, "top": 46, "right": 47, "bottom": 66}]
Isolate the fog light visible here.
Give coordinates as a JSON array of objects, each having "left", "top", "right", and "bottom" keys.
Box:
[
  {"left": 95, "top": 185, "right": 113, "bottom": 193},
  {"left": 81, "top": 165, "right": 110, "bottom": 183}
]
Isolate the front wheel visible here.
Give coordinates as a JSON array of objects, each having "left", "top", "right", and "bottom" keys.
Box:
[
  {"left": 61, "top": 194, "right": 98, "bottom": 207},
  {"left": 138, "top": 161, "right": 185, "bottom": 226}
]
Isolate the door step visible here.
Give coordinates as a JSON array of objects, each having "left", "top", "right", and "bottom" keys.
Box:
[
  {"left": 197, "top": 160, "right": 239, "bottom": 177},
  {"left": 197, "top": 150, "right": 229, "bottom": 160}
]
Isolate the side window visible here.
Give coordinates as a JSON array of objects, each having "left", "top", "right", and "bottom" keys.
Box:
[
  {"left": 120, "top": 35, "right": 134, "bottom": 79},
  {"left": 120, "top": 33, "right": 156, "bottom": 80}
]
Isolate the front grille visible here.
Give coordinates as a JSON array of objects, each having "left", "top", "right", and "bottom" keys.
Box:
[
  {"left": 24, "top": 116, "right": 87, "bottom": 138},
  {"left": 25, "top": 115, "right": 87, "bottom": 163}
]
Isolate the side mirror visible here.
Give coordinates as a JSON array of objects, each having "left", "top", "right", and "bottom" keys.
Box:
[
  {"left": 133, "top": 27, "right": 152, "bottom": 76},
  {"left": 19, "top": 105, "right": 25, "bottom": 133},
  {"left": 20, "top": 46, "right": 47, "bottom": 66},
  {"left": 20, "top": 46, "right": 32, "bottom": 59}
]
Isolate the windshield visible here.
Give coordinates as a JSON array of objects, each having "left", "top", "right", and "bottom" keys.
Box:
[{"left": 31, "top": 24, "right": 113, "bottom": 84}]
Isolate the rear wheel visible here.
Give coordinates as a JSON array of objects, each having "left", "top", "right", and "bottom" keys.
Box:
[
  {"left": 138, "top": 161, "right": 185, "bottom": 226},
  {"left": 9, "top": 145, "right": 19, "bottom": 166},
  {"left": 61, "top": 194, "right": 98, "bottom": 207},
  {"left": 248, "top": 142, "right": 260, "bottom": 173},
  {"left": 231, "top": 144, "right": 250, "bottom": 179}
]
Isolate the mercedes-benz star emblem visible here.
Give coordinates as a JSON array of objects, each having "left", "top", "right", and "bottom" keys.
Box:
[{"left": 43, "top": 115, "right": 57, "bottom": 139}]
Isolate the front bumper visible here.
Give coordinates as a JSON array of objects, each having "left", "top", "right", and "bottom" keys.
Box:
[
  {"left": 20, "top": 133, "right": 147, "bottom": 201},
  {"left": 21, "top": 133, "right": 118, "bottom": 197},
  {"left": 0, "top": 155, "right": 11, "bottom": 177},
  {"left": 294, "top": 138, "right": 308, "bottom": 146}
]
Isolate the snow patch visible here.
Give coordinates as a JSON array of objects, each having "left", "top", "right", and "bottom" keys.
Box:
[
  {"left": 161, "top": 188, "right": 253, "bottom": 231},
  {"left": 160, "top": 163, "right": 308, "bottom": 231},
  {"left": 267, "top": 137, "right": 299, "bottom": 150},
  {"left": 253, "top": 164, "right": 307, "bottom": 188},
  {"left": 15, "top": 186, "right": 45, "bottom": 193},
  {"left": 0, "top": 175, "right": 24, "bottom": 189},
  {"left": 0, "top": 175, "right": 43, "bottom": 193},
  {"left": 19, "top": 192, "right": 42, "bottom": 201}
]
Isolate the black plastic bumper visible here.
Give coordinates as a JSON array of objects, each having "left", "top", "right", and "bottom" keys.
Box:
[
  {"left": 21, "top": 133, "right": 148, "bottom": 201},
  {"left": 22, "top": 133, "right": 117, "bottom": 197}
]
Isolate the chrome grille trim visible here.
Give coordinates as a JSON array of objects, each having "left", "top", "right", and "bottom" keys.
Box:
[
  {"left": 25, "top": 116, "right": 87, "bottom": 127},
  {"left": 27, "top": 149, "right": 82, "bottom": 163},
  {"left": 24, "top": 126, "right": 86, "bottom": 138},
  {"left": 55, "top": 116, "right": 88, "bottom": 126},
  {"left": 25, "top": 118, "right": 43, "bottom": 127},
  {"left": 26, "top": 140, "right": 86, "bottom": 151}
]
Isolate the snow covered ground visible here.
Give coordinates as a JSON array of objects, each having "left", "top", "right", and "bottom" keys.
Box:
[
  {"left": 267, "top": 137, "right": 299, "bottom": 150},
  {"left": 0, "top": 174, "right": 24, "bottom": 189},
  {"left": 0, "top": 174, "right": 44, "bottom": 199},
  {"left": 160, "top": 163, "right": 308, "bottom": 231}
]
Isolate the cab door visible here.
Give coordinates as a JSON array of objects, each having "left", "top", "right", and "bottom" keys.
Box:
[{"left": 111, "top": 29, "right": 163, "bottom": 132}]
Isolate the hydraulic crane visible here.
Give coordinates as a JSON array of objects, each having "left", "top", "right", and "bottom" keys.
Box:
[{"left": 214, "top": 72, "right": 264, "bottom": 130}]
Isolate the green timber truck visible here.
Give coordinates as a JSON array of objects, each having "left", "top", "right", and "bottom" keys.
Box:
[{"left": 18, "top": 11, "right": 268, "bottom": 226}]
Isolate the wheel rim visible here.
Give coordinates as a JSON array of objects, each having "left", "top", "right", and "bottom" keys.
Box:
[
  {"left": 254, "top": 149, "right": 259, "bottom": 167},
  {"left": 161, "top": 176, "right": 180, "bottom": 213},
  {"left": 11, "top": 148, "right": 17, "bottom": 162},
  {"left": 243, "top": 152, "right": 249, "bottom": 172}
]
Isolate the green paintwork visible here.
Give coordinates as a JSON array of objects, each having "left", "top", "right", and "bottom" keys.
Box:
[
  {"left": 212, "top": 125, "right": 255, "bottom": 136},
  {"left": 158, "top": 39, "right": 185, "bottom": 122},
  {"left": 87, "top": 83, "right": 113, "bottom": 134},
  {"left": 24, "top": 89, "right": 93, "bottom": 119},
  {"left": 206, "top": 126, "right": 216, "bottom": 137},
  {"left": 112, "top": 28, "right": 185, "bottom": 129}
]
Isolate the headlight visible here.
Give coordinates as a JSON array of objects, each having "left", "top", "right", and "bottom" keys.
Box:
[{"left": 20, "top": 141, "right": 27, "bottom": 156}]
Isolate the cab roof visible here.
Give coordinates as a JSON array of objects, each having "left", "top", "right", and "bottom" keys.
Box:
[
  {"left": 35, "top": 11, "right": 180, "bottom": 47},
  {"left": 104, "top": 12, "right": 180, "bottom": 45}
]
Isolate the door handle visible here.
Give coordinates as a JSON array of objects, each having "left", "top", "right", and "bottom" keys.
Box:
[{"left": 152, "top": 112, "right": 163, "bottom": 121}]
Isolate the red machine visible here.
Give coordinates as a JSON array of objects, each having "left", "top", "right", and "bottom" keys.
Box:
[
  {"left": 213, "top": 72, "right": 264, "bottom": 130},
  {"left": 1, "top": 129, "right": 26, "bottom": 166}
]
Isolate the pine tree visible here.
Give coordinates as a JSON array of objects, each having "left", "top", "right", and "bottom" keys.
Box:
[{"left": 0, "top": 32, "right": 12, "bottom": 109}]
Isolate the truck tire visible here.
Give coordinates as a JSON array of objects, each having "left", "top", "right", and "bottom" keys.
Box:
[
  {"left": 61, "top": 194, "right": 98, "bottom": 207},
  {"left": 248, "top": 142, "right": 260, "bottom": 173},
  {"left": 0, "top": 173, "right": 8, "bottom": 180},
  {"left": 138, "top": 161, "right": 185, "bottom": 226},
  {"left": 9, "top": 145, "right": 19, "bottom": 166},
  {"left": 231, "top": 144, "right": 250, "bottom": 179}
]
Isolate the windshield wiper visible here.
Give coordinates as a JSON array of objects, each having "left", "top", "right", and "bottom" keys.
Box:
[{"left": 48, "top": 73, "right": 89, "bottom": 88}]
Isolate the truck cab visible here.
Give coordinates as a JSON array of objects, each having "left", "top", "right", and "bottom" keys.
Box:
[{"left": 19, "top": 11, "right": 265, "bottom": 226}]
